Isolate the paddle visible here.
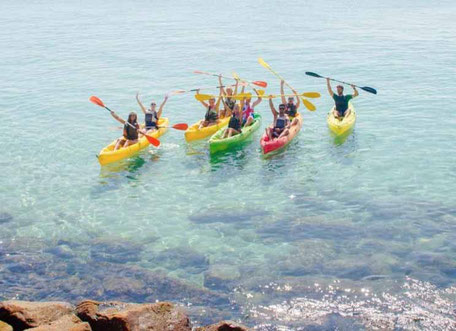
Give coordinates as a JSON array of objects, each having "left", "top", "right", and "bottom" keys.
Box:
[
  {"left": 171, "top": 82, "right": 248, "bottom": 96},
  {"left": 258, "top": 58, "right": 317, "bottom": 111},
  {"left": 195, "top": 93, "right": 253, "bottom": 102},
  {"left": 262, "top": 92, "right": 321, "bottom": 99},
  {"left": 194, "top": 70, "right": 267, "bottom": 88},
  {"left": 89, "top": 96, "right": 160, "bottom": 147},
  {"left": 305, "top": 72, "right": 377, "bottom": 95},
  {"left": 112, "top": 123, "right": 188, "bottom": 131}
]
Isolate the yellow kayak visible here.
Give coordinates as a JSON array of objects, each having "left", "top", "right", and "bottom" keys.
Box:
[
  {"left": 184, "top": 117, "right": 230, "bottom": 142},
  {"left": 327, "top": 102, "right": 356, "bottom": 136},
  {"left": 98, "top": 117, "right": 169, "bottom": 166}
]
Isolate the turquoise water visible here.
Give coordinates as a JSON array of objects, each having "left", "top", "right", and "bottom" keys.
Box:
[{"left": 1, "top": 0, "right": 456, "bottom": 328}]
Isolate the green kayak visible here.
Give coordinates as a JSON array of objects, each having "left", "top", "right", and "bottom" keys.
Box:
[{"left": 209, "top": 114, "right": 262, "bottom": 154}]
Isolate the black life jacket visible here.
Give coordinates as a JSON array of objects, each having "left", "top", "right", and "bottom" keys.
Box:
[
  {"left": 124, "top": 122, "right": 139, "bottom": 140},
  {"left": 205, "top": 106, "right": 218, "bottom": 122},
  {"left": 224, "top": 97, "right": 236, "bottom": 111},
  {"left": 275, "top": 117, "right": 287, "bottom": 130},
  {"left": 145, "top": 110, "right": 158, "bottom": 128},
  {"left": 228, "top": 114, "right": 241, "bottom": 131},
  {"left": 286, "top": 103, "right": 297, "bottom": 117}
]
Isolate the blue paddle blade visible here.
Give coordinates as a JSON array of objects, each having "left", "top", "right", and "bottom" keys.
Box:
[
  {"left": 305, "top": 71, "right": 323, "bottom": 78},
  {"left": 361, "top": 86, "right": 377, "bottom": 94}
]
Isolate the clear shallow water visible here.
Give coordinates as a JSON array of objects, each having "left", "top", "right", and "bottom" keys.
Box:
[{"left": 1, "top": 0, "right": 456, "bottom": 329}]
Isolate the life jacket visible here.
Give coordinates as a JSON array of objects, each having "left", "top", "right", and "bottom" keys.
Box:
[
  {"left": 228, "top": 114, "right": 241, "bottom": 131},
  {"left": 274, "top": 116, "right": 288, "bottom": 130},
  {"left": 286, "top": 103, "right": 297, "bottom": 117},
  {"left": 205, "top": 106, "right": 218, "bottom": 122},
  {"left": 145, "top": 110, "right": 158, "bottom": 128},
  {"left": 224, "top": 97, "right": 236, "bottom": 111},
  {"left": 243, "top": 104, "right": 254, "bottom": 120},
  {"left": 124, "top": 122, "right": 139, "bottom": 140}
]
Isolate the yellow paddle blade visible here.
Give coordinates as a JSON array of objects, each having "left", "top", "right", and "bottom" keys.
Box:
[
  {"left": 195, "top": 94, "right": 214, "bottom": 101},
  {"left": 233, "top": 93, "right": 252, "bottom": 100},
  {"left": 232, "top": 72, "right": 241, "bottom": 80},
  {"left": 257, "top": 89, "right": 265, "bottom": 96},
  {"left": 301, "top": 92, "right": 321, "bottom": 98},
  {"left": 258, "top": 57, "right": 270, "bottom": 70},
  {"left": 262, "top": 94, "right": 277, "bottom": 99},
  {"left": 301, "top": 98, "right": 316, "bottom": 111}
]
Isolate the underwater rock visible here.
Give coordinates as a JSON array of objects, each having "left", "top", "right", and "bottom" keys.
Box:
[
  {"left": 203, "top": 264, "right": 241, "bottom": 291},
  {"left": 0, "top": 213, "right": 13, "bottom": 224},
  {"left": 26, "top": 314, "right": 91, "bottom": 331},
  {"left": 0, "top": 300, "right": 73, "bottom": 330},
  {"left": 46, "top": 244, "right": 76, "bottom": 259},
  {"left": 76, "top": 300, "right": 191, "bottom": 331},
  {"left": 153, "top": 247, "right": 209, "bottom": 273},
  {"left": 90, "top": 238, "right": 143, "bottom": 264},
  {"left": 0, "top": 321, "right": 12, "bottom": 331},
  {"left": 195, "top": 320, "right": 249, "bottom": 331}
]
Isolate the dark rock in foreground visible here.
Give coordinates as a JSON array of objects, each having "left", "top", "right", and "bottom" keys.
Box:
[{"left": 195, "top": 320, "right": 249, "bottom": 331}]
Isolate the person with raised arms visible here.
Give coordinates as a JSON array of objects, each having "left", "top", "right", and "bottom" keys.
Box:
[
  {"left": 280, "top": 80, "right": 300, "bottom": 126},
  {"left": 265, "top": 98, "right": 290, "bottom": 140},
  {"left": 242, "top": 87, "right": 262, "bottom": 127},
  {"left": 222, "top": 104, "right": 243, "bottom": 138},
  {"left": 327, "top": 78, "right": 358, "bottom": 118},
  {"left": 196, "top": 85, "right": 222, "bottom": 129},
  {"left": 136, "top": 92, "right": 168, "bottom": 132},
  {"left": 218, "top": 75, "right": 239, "bottom": 118}
]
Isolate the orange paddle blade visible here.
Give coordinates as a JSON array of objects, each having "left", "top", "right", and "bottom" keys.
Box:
[
  {"left": 89, "top": 96, "right": 105, "bottom": 107},
  {"left": 193, "top": 70, "right": 208, "bottom": 75},
  {"left": 145, "top": 134, "right": 160, "bottom": 147},
  {"left": 172, "top": 123, "right": 188, "bottom": 130},
  {"left": 252, "top": 81, "right": 268, "bottom": 88}
]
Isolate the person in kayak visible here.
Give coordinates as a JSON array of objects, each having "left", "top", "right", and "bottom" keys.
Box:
[
  {"left": 218, "top": 75, "right": 239, "bottom": 118},
  {"left": 110, "top": 111, "right": 146, "bottom": 150},
  {"left": 222, "top": 104, "right": 242, "bottom": 138},
  {"left": 242, "top": 87, "right": 262, "bottom": 127},
  {"left": 265, "top": 98, "right": 290, "bottom": 140},
  {"left": 280, "top": 80, "right": 300, "bottom": 126},
  {"left": 196, "top": 89, "right": 222, "bottom": 129},
  {"left": 136, "top": 92, "right": 168, "bottom": 132},
  {"left": 327, "top": 78, "right": 358, "bottom": 118}
]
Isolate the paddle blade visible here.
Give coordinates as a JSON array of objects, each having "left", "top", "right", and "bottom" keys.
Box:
[
  {"left": 258, "top": 57, "right": 270, "bottom": 70},
  {"left": 301, "top": 92, "right": 321, "bottom": 98},
  {"left": 170, "top": 90, "right": 186, "bottom": 95},
  {"left": 305, "top": 71, "right": 324, "bottom": 78},
  {"left": 233, "top": 93, "right": 252, "bottom": 100},
  {"left": 252, "top": 80, "right": 268, "bottom": 88},
  {"left": 89, "top": 96, "right": 105, "bottom": 108},
  {"left": 171, "top": 123, "right": 188, "bottom": 130},
  {"left": 256, "top": 89, "right": 265, "bottom": 96},
  {"left": 361, "top": 86, "right": 377, "bottom": 94},
  {"left": 195, "top": 94, "right": 214, "bottom": 101},
  {"left": 145, "top": 134, "right": 160, "bottom": 147},
  {"left": 232, "top": 72, "right": 240, "bottom": 80},
  {"left": 301, "top": 98, "right": 316, "bottom": 111},
  {"left": 193, "top": 70, "right": 208, "bottom": 75}
]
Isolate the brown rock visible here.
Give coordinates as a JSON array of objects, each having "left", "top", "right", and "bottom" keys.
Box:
[
  {"left": 195, "top": 320, "right": 250, "bottom": 331},
  {"left": 0, "top": 300, "right": 72, "bottom": 330},
  {"left": 26, "top": 314, "right": 91, "bottom": 331},
  {"left": 76, "top": 300, "right": 191, "bottom": 331},
  {"left": 0, "top": 321, "right": 13, "bottom": 331}
]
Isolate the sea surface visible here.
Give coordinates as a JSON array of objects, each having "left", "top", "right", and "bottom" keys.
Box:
[{"left": 1, "top": 0, "right": 456, "bottom": 329}]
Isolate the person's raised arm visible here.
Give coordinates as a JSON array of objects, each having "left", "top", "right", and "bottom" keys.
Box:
[
  {"left": 352, "top": 85, "right": 359, "bottom": 98},
  {"left": 157, "top": 94, "right": 168, "bottom": 118},
  {"left": 136, "top": 92, "right": 147, "bottom": 114},
  {"left": 218, "top": 74, "right": 226, "bottom": 96},
  {"left": 293, "top": 88, "right": 300, "bottom": 110},
  {"left": 269, "top": 97, "right": 278, "bottom": 117},
  {"left": 252, "top": 88, "right": 263, "bottom": 108},
  {"left": 110, "top": 110, "right": 125, "bottom": 125},
  {"left": 233, "top": 79, "right": 239, "bottom": 96},
  {"left": 326, "top": 78, "right": 334, "bottom": 97},
  {"left": 196, "top": 89, "right": 209, "bottom": 108},
  {"left": 280, "top": 80, "right": 286, "bottom": 104},
  {"left": 215, "top": 87, "right": 222, "bottom": 113}
]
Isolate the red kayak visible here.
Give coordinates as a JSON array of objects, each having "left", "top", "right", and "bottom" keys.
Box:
[{"left": 260, "top": 113, "right": 303, "bottom": 155}]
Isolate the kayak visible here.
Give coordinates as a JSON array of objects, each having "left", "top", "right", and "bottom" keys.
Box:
[
  {"left": 209, "top": 114, "right": 262, "bottom": 154},
  {"left": 184, "top": 117, "right": 230, "bottom": 142},
  {"left": 98, "top": 117, "right": 169, "bottom": 166},
  {"left": 327, "top": 102, "right": 356, "bottom": 136},
  {"left": 260, "top": 112, "right": 303, "bottom": 155}
]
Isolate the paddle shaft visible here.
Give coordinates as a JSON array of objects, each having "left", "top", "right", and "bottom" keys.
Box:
[{"left": 306, "top": 72, "right": 377, "bottom": 94}]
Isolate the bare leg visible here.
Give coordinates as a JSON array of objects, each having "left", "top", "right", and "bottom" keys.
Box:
[
  {"left": 123, "top": 139, "right": 138, "bottom": 148},
  {"left": 114, "top": 138, "right": 125, "bottom": 150},
  {"left": 332, "top": 109, "right": 339, "bottom": 119},
  {"left": 278, "top": 128, "right": 290, "bottom": 139},
  {"left": 291, "top": 118, "right": 299, "bottom": 126},
  {"left": 244, "top": 116, "right": 253, "bottom": 127},
  {"left": 199, "top": 120, "right": 209, "bottom": 129},
  {"left": 344, "top": 109, "right": 351, "bottom": 118}
]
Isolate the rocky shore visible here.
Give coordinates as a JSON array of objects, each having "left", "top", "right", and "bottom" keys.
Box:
[{"left": 0, "top": 300, "right": 249, "bottom": 331}]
